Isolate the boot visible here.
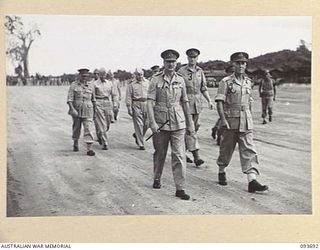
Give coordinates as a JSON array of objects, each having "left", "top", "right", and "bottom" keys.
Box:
[
  {"left": 269, "top": 116, "right": 272, "bottom": 122},
  {"left": 248, "top": 180, "right": 268, "bottom": 193},
  {"left": 218, "top": 172, "right": 227, "bottom": 185},
  {"left": 87, "top": 150, "right": 96, "bottom": 156},
  {"left": 73, "top": 140, "right": 79, "bottom": 152},
  {"left": 153, "top": 179, "right": 161, "bottom": 189},
  {"left": 102, "top": 144, "right": 108, "bottom": 150},
  {"left": 175, "top": 190, "right": 190, "bottom": 200},
  {"left": 192, "top": 149, "right": 204, "bottom": 167},
  {"left": 133, "top": 133, "right": 138, "bottom": 146}
]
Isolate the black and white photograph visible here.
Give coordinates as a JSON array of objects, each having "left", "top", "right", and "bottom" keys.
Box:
[{"left": 5, "top": 15, "right": 311, "bottom": 217}]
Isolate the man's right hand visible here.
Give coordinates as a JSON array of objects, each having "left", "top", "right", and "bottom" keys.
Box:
[
  {"left": 150, "top": 123, "right": 159, "bottom": 134},
  {"left": 220, "top": 118, "right": 230, "bottom": 129},
  {"left": 69, "top": 109, "right": 78, "bottom": 118},
  {"left": 127, "top": 107, "right": 133, "bottom": 117}
]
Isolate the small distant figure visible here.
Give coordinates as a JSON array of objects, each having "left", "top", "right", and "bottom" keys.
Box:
[
  {"left": 107, "top": 70, "right": 121, "bottom": 121},
  {"left": 125, "top": 68, "right": 150, "bottom": 150},
  {"left": 67, "top": 68, "right": 96, "bottom": 156},
  {"left": 259, "top": 70, "right": 276, "bottom": 124}
]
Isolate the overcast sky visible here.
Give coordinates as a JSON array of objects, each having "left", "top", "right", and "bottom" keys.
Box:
[{"left": 5, "top": 15, "right": 311, "bottom": 76}]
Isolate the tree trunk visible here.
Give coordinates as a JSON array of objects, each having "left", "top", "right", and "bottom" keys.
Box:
[{"left": 23, "top": 53, "right": 29, "bottom": 78}]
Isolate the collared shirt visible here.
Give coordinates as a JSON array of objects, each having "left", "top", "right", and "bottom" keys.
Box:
[
  {"left": 260, "top": 78, "right": 275, "bottom": 96},
  {"left": 215, "top": 73, "right": 254, "bottom": 132},
  {"left": 67, "top": 80, "right": 96, "bottom": 118},
  {"left": 148, "top": 72, "right": 189, "bottom": 131},
  {"left": 178, "top": 65, "right": 207, "bottom": 114},
  {"left": 111, "top": 78, "right": 122, "bottom": 101},
  {"left": 93, "top": 79, "right": 118, "bottom": 101},
  {"left": 126, "top": 78, "right": 150, "bottom": 107}
]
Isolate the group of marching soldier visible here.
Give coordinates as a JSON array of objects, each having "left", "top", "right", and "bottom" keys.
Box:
[{"left": 67, "top": 48, "right": 277, "bottom": 200}]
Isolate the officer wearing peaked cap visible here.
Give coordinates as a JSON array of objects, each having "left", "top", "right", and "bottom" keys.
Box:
[
  {"left": 178, "top": 48, "right": 214, "bottom": 167},
  {"left": 147, "top": 49, "right": 195, "bottom": 200},
  {"left": 214, "top": 52, "right": 268, "bottom": 193},
  {"left": 67, "top": 68, "right": 96, "bottom": 156},
  {"left": 126, "top": 68, "right": 150, "bottom": 150}
]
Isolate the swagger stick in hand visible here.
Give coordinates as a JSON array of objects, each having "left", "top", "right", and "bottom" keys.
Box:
[{"left": 146, "top": 120, "right": 170, "bottom": 141}]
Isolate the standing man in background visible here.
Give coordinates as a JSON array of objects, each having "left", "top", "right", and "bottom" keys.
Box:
[
  {"left": 150, "top": 65, "right": 160, "bottom": 78},
  {"left": 215, "top": 52, "right": 268, "bottom": 193},
  {"left": 259, "top": 70, "right": 276, "bottom": 124},
  {"left": 67, "top": 68, "right": 96, "bottom": 156},
  {"left": 107, "top": 70, "right": 122, "bottom": 121},
  {"left": 178, "top": 48, "right": 214, "bottom": 166},
  {"left": 93, "top": 68, "right": 118, "bottom": 150},
  {"left": 126, "top": 68, "right": 150, "bottom": 150},
  {"left": 147, "top": 49, "right": 195, "bottom": 200}
]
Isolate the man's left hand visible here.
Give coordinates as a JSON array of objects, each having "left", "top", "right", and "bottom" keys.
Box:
[{"left": 208, "top": 101, "right": 214, "bottom": 110}]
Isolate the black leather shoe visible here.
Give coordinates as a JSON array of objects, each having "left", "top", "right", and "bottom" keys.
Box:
[
  {"left": 269, "top": 116, "right": 272, "bottom": 122},
  {"left": 153, "top": 179, "right": 161, "bottom": 189},
  {"left": 139, "top": 146, "right": 145, "bottom": 150},
  {"left": 195, "top": 159, "right": 204, "bottom": 167},
  {"left": 175, "top": 190, "right": 190, "bottom": 200},
  {"left": 218, "top": 172, "right": 227, "bottom": 185},
  {"left": 133, "top": 133, "right": 138, "bottom": 146},
  {"left": 87, "top": 150, "right": 96, "bottom": 156},
  {"left": 262, "top": 119, "right": 267, "bottom": 124},
  {"left": 73, "top": 145, "right": 79, "bottom": 152},
  {"left": 102, "top": 145, "right": 108, "bottom": 150},
  {"left": 186, "top": 156, "right": 193, "bottom": 163},
  {"left": 248, "top": 180, "right": 268, "bottom": 193}
]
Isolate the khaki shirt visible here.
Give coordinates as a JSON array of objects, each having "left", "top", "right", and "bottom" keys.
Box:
[
  {"left": 260, "top": 78, "right": 275, "bottom": 97},
  {"left": 67, "top": 80, "right": 96, "bottom": 118},
  {"left": 126, "top": 78, "right": 150, "bottom": 107},
  {"left": 215, "top": 73, "right": 253, "bottom": 132},
  {"left": 111, "top": 79, "right": 122, "bottom": 101},
  {"left": 148, "top": 72, "right": 189, "bottom": 131},
  {"left": 178, "top": 65, "right": 207, "bottom": 114}
]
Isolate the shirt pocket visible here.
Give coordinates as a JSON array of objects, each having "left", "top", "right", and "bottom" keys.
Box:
[
  {"left": 153, "top": 105, "right": 168, "bottom": 125},
  {"left": 173, "top": 106, "right": 185, "bottom": 124},
  {"left": 84, "top": 89, "right": 93, "bottom": 99}
]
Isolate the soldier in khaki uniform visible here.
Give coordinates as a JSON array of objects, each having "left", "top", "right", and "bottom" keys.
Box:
[
  {"left": 215, "top": 52, "right": 268, "bottom": 193},
  {"left": 107, "top": 70, "right": 122, "bottom": 121},
  {"left": 178, "top": 48, "right": 214, "bottom": 166},
  {"left": 126, "top": 68, "right": 150, "bottom": 150},
  {"left": 93, "top": 68, "right": 118, "bottom": 150},
  {"left": 147, "top": 49, "right": 195, "bottom": 200},
  {"left": 259, "top": 70, "right": 276, "bottom": 124},
  {"left": 67, "top": 68, "right": 96, "bottom": 156}
]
